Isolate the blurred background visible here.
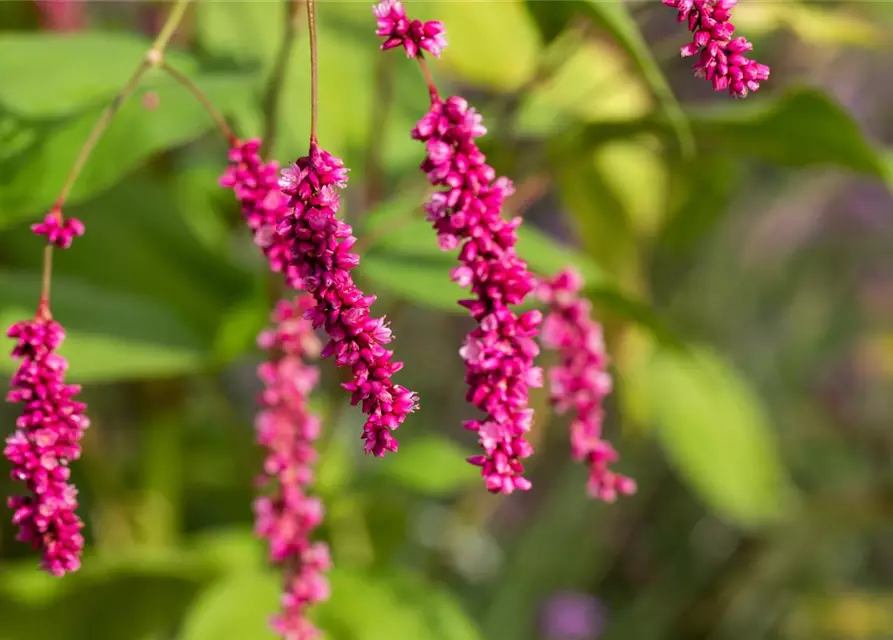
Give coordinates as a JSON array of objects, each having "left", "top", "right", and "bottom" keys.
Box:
[{"left": 1, "top": 1, "right": 893, "bottom": 639}]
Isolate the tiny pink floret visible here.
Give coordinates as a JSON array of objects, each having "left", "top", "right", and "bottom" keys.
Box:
[
  {"left": 663, "top": 0, "right": 769, "bottom": 97},
  {"left": 31, "top": 214, "right": 85, "bottom": 249},
  {"left": 537, "top": 270, "right": 636, "bottom": 502},
  {"left": 373, "top": 0, "right": 447, "bottom": 58}
]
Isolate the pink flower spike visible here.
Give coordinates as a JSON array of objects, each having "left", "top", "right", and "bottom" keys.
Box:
[
  {"left": 254, "top": 296, "right": 329, "bottom": 639},
  {"left": 537, "top": 269, "right": 636, "bottom": 502},
  {"left": 663, "top": 0, "right": 769, "bottom": 97},
  {"left": 372, "top": 0, "right": 448, "bottom": 58},
  {"left": 277, "top": 143, "right": 418, "bottom": 456},
  {"left": 411, "top": 95, "right": 543, "bottom": 493},
  {"left": 5, "top": 317, "right": 89, "bottom": 575}
]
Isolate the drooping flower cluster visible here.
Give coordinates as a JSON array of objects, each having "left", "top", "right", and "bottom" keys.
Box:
[
  {"left": 277, "top": 144, "right": 418, "bottom": 456},
  {"left": 220, "top": 138, "right": 292, "bottom": 273},
  {"left": 373, "top": 0, "right": 447, "bottom": 58},
  {"left": 663, "top": 0, "right": 769, "bottom": 98},
  {"left": 4, "top": 316, "right": 89, "bottom": 576},
  {"left": 374, "top": 1, "right": 543, "bottom": 493},
  {"left": 254, "top": 297, "right": 329, "bottom": 640},
  {"left": 538, "top": 270, "right": 636, "bottom": 502}
]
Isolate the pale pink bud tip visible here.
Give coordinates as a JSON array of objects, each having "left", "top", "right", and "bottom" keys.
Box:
[{"left": 537, "top": 270, "right": 635, "bottom": 502}]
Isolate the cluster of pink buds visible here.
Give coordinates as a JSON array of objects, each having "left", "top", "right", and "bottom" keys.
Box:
[
  {"left": 663, "top": 0, "right": 769, "bottom": 97},
  {"left": 4, "top": 215, "right": 89, "bottom": 576},
  {"left": 277, "top": 143, "right": 418, "bottom": 457},
  {"left": 254, "top": 297, "right": 330, "bottom": 639},
  {"left": 538, "top": 270, "right": 636, "bottom": 502},
  {"left": 373, "top": 0, "right": 447, "bottom": 58}
]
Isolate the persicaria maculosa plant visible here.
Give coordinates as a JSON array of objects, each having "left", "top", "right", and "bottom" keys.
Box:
[{"left": 4, "top": 0, "right": 769, "bottom": 635}]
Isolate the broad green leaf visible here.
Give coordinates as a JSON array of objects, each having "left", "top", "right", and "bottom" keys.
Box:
[
  {"left": 627, "top": 344, "right": 794, "bottom": 526},
  {"left": 579, "top": 0, "right": 693, "bottom": 157},
  {"left": 374, "top": 435, "right": 479, "bottom": 496},
  {"left": 430, "top": 1, "right": 542, "bottom": 91},
  {"left": 318, "top": 569, "right": 483, "bottom": 640},
  {"left": 0, "top": 272, "right": 206, "bottom": 381},
  {"left": 0, "top": 32, "right": 196, "bottom": 118},
  {"left": 689, "top": 87, "right": 892, "bottom": 183},
  {"left": 0, "top": 175, "right": 253, "bottom": 339},
  {"left": 0, "top": 73, "right": 254, "bottom": 223},
  {"left": 180, "top": 571, "right": 280, "bottom": 640},
  {"left": 0, "top": 553, "right": 214, "bottom": 640},
  {"left": 195, "top": 2, "right": 284, "bottom": 70},
  {"left": 576, "top": 88, "right": 893, "bottom": 185},
  {"left": 360, "top": 250, "right": 463, "bottom": 313},
  {"left": 735, "top": 1, "right": 884, "bottom": 49},
  {"left": 516, "top": 38, "right": 652, "bottom": 137}
]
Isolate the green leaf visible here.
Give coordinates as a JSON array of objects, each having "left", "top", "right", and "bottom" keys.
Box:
[
  {"left": 180, "top": 571, "right": 281, "bottom": 640},
  {"left": 429, "top": 1, "right": 543, "bottom": 91},
  {"left": 0, "top": 32, "right": 196, "bottom": 118},
  {"left": 374, "top": 435, "right": 479, "bottom": 496},
  {"left": 0, "top": 73, "right": 254, "bottom": 223},
  {"left": 318, "top": 569, "right": 484, "bottom": 640},
  {"left": 627, "top": 344, "right": 794, "bottom": 527},
  {"left": 0, "top": 272, "right": 206, "bottom": 381},
  {"left": 360, "top": 250, "right": 464, "bottom": 313},
  {"left": 0, "top": 552, "right": 214, "bottom": 640},
  {"left": 688, "top": 87, "right": 892, "bottom": 183},
  {"left": 195, "top": 2, "right": 284, "bottom": 71}
]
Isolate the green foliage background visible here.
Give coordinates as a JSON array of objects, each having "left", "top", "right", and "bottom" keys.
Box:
[{"left": 1, "top": 1, "right": 893, "bottom": 639}]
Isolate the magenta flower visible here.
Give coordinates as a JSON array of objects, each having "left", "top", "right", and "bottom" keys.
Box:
[
  {"left": 663, "top": 0, "right": 769, "bottom": 97},
  {"left": 220, "top": 139, "right": 292, "bottom": 273},
  {"left": 4, "top": 316, "right": 89, "bottom": 575},
  {"left": 278, "top": 143, "right": 418, "bottom": 457},
  {"left": 410, "top": 96, "right": 544, "bottom": 494},
  {"left": 537, "top": 270, "right": 636, "bottom": 502},
  {"left": 373, "top": 0, "right": 447, "bottom": 58},
  {"left": 31, "top": 212, "right": 85, "bottom": 249},
  {"left": 254, "top": 296, "right": 330, "bottom": 639}
]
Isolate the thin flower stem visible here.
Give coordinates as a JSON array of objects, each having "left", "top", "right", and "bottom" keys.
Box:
[
  {"left": 38, "top": 0, "right": 192, "bottom": 311},
  {"left": 160, "top": 61, "right": 237, "bottom": 145},
  {"left": 306, "top": 0, "right": 319, "bottom": 145},
  {"left": 415, "top": 55, "right": 440, "bottom": 103},
  {"left": 261, "top": 0, "right": 303, "bottom": 156}
]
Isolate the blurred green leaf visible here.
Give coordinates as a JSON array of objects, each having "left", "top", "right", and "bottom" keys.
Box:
[
  {"left": 180, "top": 571, "right": 280, "bottom": 640},
  {"left": 0, "top": 553, "right": 214, "bottom": 640},
  {"left": 0, "top": 33, "right": 196, "bottom": 118},
  {"left": 433, "top": 1, "right": 542, "bottom": 92},
  {"left": 318, "top": 568, "right": 484, "bottom": 640},
  {"left": 628, "top": 344, "right": 794, "bottom": 527},
  {"left": 195, "top": 2, "right": 284, "bottom": 71},
  {"left": 579, "top": 0, "right": 693, "bottom": 157},
  {"left": 0, "top": 272, "right": 206, "bottom": 381},
  {"left": 688, "top": 88, "right": 892, "bottom": 183},
  {"left": 736, "top": 1, "right": 885, "bottom": 49},
  {"left": 0, "top": 73, "right": 253, "bottom": 222},
  {"left": 0, "top": 174, "right": 253, "bottom": 339},
  {"left": 374, "top": 435, "right": 479, "bottom": 497},
  {"left": 360, "top": 250, "right": 463, "bottom": 313}
]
